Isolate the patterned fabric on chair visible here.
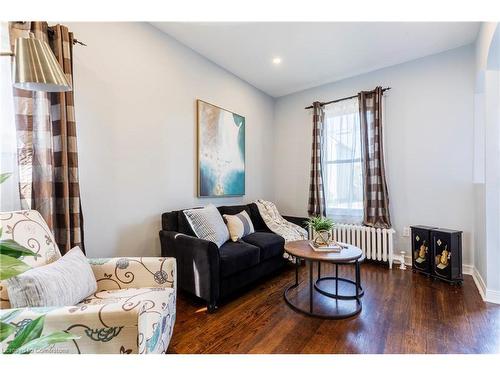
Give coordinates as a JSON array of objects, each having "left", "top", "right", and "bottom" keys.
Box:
[{"left": 0, "top": 211, "right": 176, "bottom": 354}]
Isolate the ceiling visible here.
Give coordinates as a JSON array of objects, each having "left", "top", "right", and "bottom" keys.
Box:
[{"left": 152, "top": 22, "right": 480, "bottom": 98}]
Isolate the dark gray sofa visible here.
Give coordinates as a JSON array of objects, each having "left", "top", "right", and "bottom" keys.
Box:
[{"left": 159, "top": 203, "right": 306, "bottom": 312}]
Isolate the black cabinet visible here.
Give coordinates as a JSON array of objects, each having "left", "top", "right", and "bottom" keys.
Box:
[
  {"left": 431, "top": 229, "right": 463, "bottom": 284},
  {"left": 410, "top": 226, "right": 463, "bottom": 285},
  {"left": 411, "top": 226, "right": 436, "bottom": 276}
]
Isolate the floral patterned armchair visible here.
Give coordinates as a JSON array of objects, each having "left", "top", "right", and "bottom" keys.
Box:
[{"left": 0, "top": 210, "right": 176, "bottom": 354}]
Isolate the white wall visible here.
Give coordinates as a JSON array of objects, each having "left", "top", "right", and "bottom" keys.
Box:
[
  {"left": 472, "top": 23, "right": 496, "bottom": 290},
  {"left": 473, "top": 22, "right": 500, "bottom": 301},
  {"left": 484, "top": 69, "right": 500, "bottom": 293},
  {"left": 68, "top": 22, "right": 480, "bottom": 271},
  {"left": 475, "top": 23, "right": 499, "bottom": 75},
  {"left": 68, "top": 22, "right": 276, "bottom": 258},
  {"left": 273, "top": 45, "right": 476, "bottom": 265}
]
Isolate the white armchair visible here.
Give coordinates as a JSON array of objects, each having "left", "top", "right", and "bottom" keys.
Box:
[{"left": 0, "top": 210, "right": 176, "bottom": 354}]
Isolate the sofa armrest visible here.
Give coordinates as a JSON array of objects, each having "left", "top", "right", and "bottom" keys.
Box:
[
  {"left": 159, "top": 230, "right": 220, "bottom": 305},
  {"left": 0, "top": 302, "right": 134, "bottom": 333},
  {"left": 283, "top": 215, "right": 309, "bottom": 229},
  {"left": 0, "top": 286, "right": 175, "bottom": 354},
  {"left": 0, "top": 305, "right": 88, "bottom": 353},
  {"left": 89, "top": 257, "right": 176, "bottom": 292}
]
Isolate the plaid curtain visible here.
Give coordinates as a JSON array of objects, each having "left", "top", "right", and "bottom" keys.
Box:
[
  {"left": 307, "top": 102, "right": 326, "bottom": 217},
  {"left": 358, "top": 87, "right": 391, "bottom": 228},
  {"left": 10, "top": 22, "right": 84, "bottom": 254}
]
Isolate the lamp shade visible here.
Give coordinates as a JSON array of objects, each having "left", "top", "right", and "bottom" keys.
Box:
[{"left": 13, "top": 37, "right": 72, "bottom": 92}]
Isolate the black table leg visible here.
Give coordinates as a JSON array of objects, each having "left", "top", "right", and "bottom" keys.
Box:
[
  {"left": 335, "top": 264, "right": 339, "bottom": 296},
  {"left": 295, "top": 257, "right": 299, "bottom": 286},
  {"left": 355, "top": 260, "right": 360, "bottom": 300},
  {"left": 309, "top": 260, "right": 313, "bottom": 313}
]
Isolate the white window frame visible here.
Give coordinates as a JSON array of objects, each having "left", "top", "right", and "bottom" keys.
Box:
[{"left": 322, "top": 97, "right": 364, "bottom": 224}]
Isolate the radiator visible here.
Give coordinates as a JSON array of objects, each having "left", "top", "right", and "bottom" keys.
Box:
[{"left": 331, "top": 224, "right": 396, "bottom": 268}]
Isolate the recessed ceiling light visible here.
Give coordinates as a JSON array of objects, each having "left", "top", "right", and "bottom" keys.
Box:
[{"left": 272, "top": 57, "right": 282, "bottom": 65}]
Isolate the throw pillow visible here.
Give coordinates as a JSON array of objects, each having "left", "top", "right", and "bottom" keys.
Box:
[
  {"left": 183, "top": 204, "right": 230, "bottom": 247},
  {"left": 6, "top": 246, "right": 97, "bottom": 308},
  {"left": 223, "top": 210, "right": 255, "bottom": 242}
]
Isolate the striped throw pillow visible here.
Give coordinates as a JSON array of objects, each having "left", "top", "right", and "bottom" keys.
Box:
[
  {"left": 6, "top": 246, "right": 97, "bottom": 308},
  {"left": 223, "top": 210, "right": 255, "bottom": 242},
  {"left": 183, "top": 204, "right": 230, "bottom": 247}
]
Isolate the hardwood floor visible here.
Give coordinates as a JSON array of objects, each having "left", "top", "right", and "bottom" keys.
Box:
[{"left": 167, "top": 262, "right": 500, "bottom": 354}]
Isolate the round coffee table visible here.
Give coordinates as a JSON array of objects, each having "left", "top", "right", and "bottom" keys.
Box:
[{"left": 284, "top": 240, "right": 364, "bottom": 319}]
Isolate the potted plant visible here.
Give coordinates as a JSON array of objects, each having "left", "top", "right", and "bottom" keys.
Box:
[{"left": 305, "top": 216, "right": 335, "bottom": 246}]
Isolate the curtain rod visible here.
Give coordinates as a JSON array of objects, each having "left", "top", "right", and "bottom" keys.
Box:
[
  {"left": 73, "top": 39, "right": 87, "bottom": 46},
  {"left": 13, "top": 22, "right": 87, "bottom": 46},
  {"left": 45, "top": 26, "right": 87, "bottom": 46},
  {"left": 304, "top": 87, "right": 391, "bottom": 110}
]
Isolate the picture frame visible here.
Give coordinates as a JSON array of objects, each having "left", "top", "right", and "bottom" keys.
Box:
[{"left": 197, "top": 99, "right": 245, "bottom": 197}]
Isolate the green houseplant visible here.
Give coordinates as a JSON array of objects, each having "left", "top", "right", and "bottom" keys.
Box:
[
  {"left": 0, "top": 172, "right": 78, "bottom": 353},
  {"left": 305, "top": 216, "right": 335, "bottom": 246}
]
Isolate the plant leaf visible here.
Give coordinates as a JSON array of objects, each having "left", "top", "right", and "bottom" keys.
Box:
[
  {"left": 0, "top": 239, "right": 37, "bottom": 258},
  {"left": 0, "top": 254, "right": 31, "bottom": 280},
  {"left": 0, "top": 172, "right": 12, "bottom": 185},
  {"left": 306, "top": 216, "right": 334, "bottom": 231},
  {"left": 4, "top": 315, "right": 45, "bottom": 354},
  {"left": 13, "top": 331, "right": 80, "bottom": 354},
  {"left": 0, "top": 309, "right": 22, "bottom": 323},
  {"left": 0, "top": 321, "right": 16, "bottom": 342}
]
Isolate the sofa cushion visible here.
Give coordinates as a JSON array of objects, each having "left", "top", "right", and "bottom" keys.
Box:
[
  {"left": 219, "top": 241, "right": 260, "bottom": 277},
  {"left": 242, "top": 232, "right": 285, "bottom": 261}
]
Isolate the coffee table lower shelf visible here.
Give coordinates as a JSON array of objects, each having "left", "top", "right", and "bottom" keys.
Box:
[{"left": 283, "top": 258, "right": 363, "bottom": 320}]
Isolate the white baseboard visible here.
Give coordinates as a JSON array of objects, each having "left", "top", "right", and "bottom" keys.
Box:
[
  {"left": 471, "top": 267, "right": 487, "bottom": 300},
  {"left": 485, "top": 289, "right": 500, "bottom": 304},
  {"left": 404, "top": 255, "right": 412, "bottom": 266},
  {"left": 472, "top": 269, "right": 500, "bottom": 304},
  {"left": 400, "top": 254, "right": 500, "bottom": 304},
  {"left": 462, "top": 264, "right": 474, "bottom": 275}
]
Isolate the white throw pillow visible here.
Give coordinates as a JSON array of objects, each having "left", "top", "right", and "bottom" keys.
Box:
[
  {"left": 183, "top": 204, "right": 230, "bottom": 247},
  {"left": 6, "top": 246, "right": 97, "bottom": 308},
  {"left": 224, "top": 210, "right": 255, "bottom": 242}
]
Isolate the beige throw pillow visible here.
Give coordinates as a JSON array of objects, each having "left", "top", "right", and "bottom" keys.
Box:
[{"left": 224, "top": 210, "right": 255, "bottom": 242}]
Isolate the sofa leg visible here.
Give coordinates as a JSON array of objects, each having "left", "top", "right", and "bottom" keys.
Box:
[{"left": 207, "top": 302, "right": 217, "bottom": 313}]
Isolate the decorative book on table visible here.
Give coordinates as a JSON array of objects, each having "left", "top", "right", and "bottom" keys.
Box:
[{"left": 308, "top": 240, "right": 342, "bottom": 252}]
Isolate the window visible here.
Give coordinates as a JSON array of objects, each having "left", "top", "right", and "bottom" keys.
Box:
[{"left": 322, "top": 97, "right": 363, "bottom": 223}]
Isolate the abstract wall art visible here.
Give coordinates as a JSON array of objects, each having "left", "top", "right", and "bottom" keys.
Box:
[{"left": 197, "top": 100, "right": 245, "bottom": 197}]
